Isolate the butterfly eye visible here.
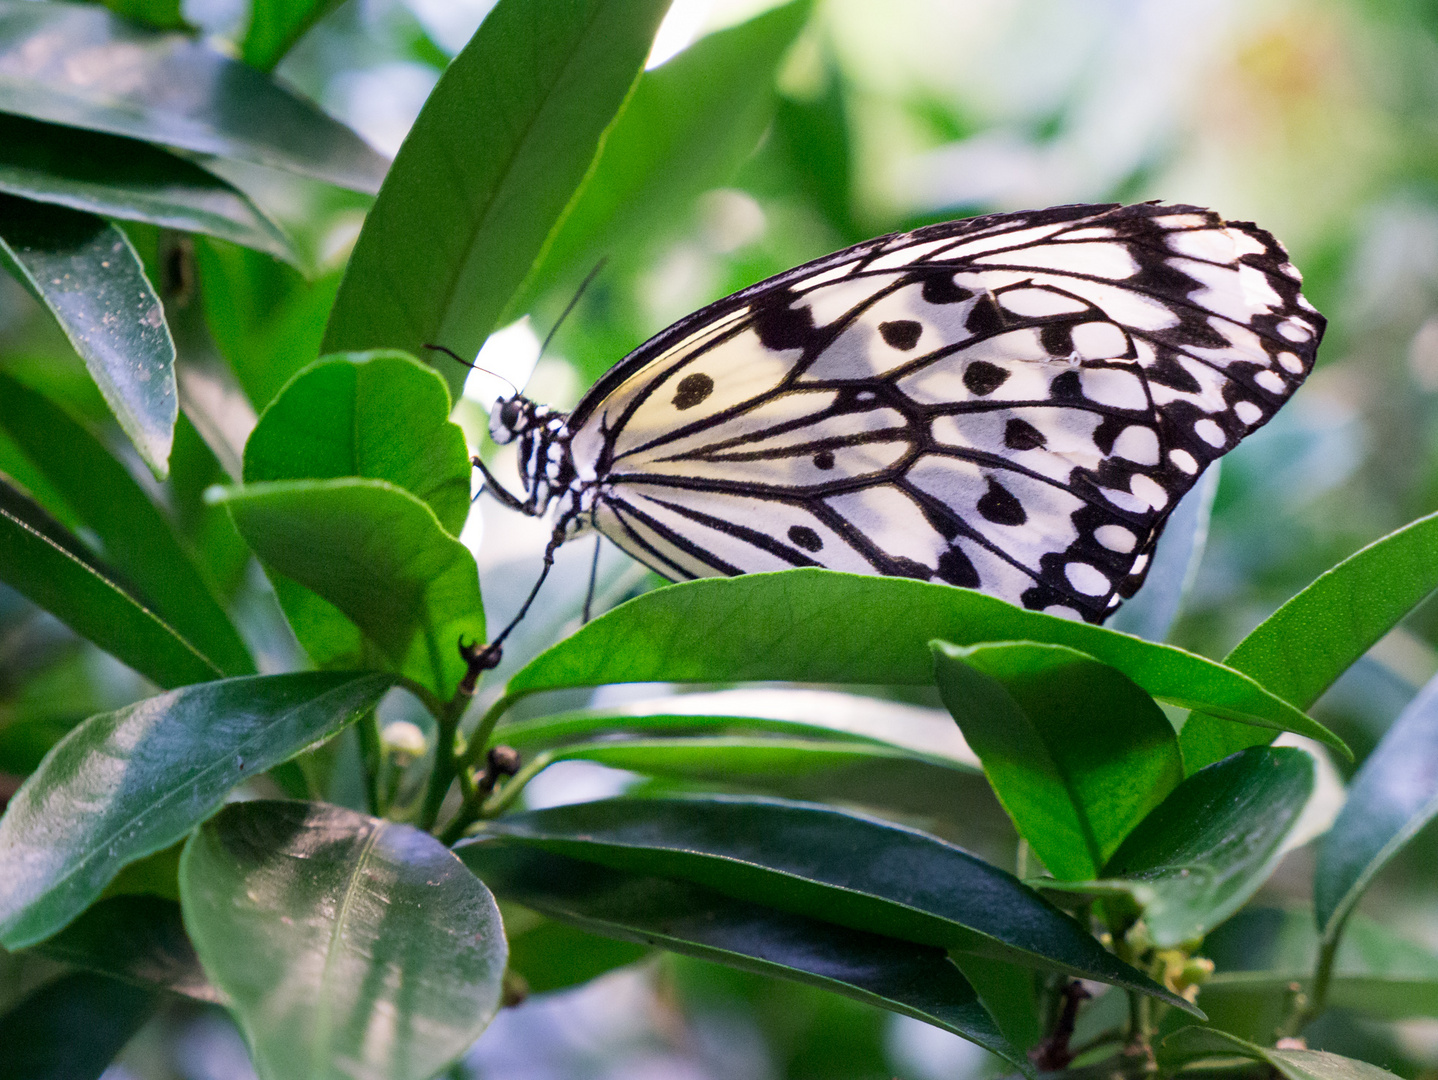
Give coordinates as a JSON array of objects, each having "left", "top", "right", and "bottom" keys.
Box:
[{"left": 499, "top": 399, "right": 523, "bottom": 431}]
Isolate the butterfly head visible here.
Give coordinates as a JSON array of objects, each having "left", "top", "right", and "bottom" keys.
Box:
[{"left": 489, "top": 394, "right": 574, "bottom": 515}]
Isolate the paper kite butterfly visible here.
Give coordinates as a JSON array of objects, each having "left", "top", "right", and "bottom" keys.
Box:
[{"left": 472, "top": 201, "right": 1323, "bottom": 651}]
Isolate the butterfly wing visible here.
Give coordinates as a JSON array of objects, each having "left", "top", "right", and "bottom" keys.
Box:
[{"left": 565, "top": 202, "right": 1324, "bottom": 622}]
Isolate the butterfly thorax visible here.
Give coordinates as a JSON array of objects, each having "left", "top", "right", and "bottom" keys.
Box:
[{"left": 488, "top": 394, "right": 586, "bottom": 523}]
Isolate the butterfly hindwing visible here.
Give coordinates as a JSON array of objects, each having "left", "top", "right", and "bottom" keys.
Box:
[{"left": 561, "top": 202, "right": 1322, "bottom": 622}]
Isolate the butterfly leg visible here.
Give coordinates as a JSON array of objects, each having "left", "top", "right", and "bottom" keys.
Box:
[
  {"left": 581, "top": 534, "right": 602, "bottom": 624},
  {"left": 470, "top": 454, "right": 530, "bottom": 514},
  {"left": 460, "top": 520, "right": 569, "bottom": 676}
]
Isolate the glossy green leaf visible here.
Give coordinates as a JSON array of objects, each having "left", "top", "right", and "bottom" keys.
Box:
[
  {"left": 1315, "top": 672, "right": 1438, "bottom": 942},
  {"left": 0, "top": 1, "right": 388, "bottom": 193},
  {"left": 0, "top": 195, "right": 176, "bottom": 477},
  {"left": 244, "top": 352, "right": 471, "bottom": 536},
  {"left": 1098, "top": 747, "right": 1315, "bottom": 946},
  {"left": 1200, "top": 907, "right": 1438, "bottom": 1030},
  {"left": 511, "top": 0, "right": 810, "bottom": 314},
  {"left": 241, "top": 0, "right": 344, "bottom": 71},
  {"left": 31, "top": 894, "right": 223, "bottom": 1004},
  {"left": 181, "top": 800, "right": 506, "bottom": 1080},
  {"left": 0, "top": 113, "right": 295, "bottom": 261},
  {"left": 0, "top": 472, "right": 223, "bottom": 688},
  {"left": 506, "top": 917, "right": 651, "bottom": 995},
  {"left": 215, "top": 479, "right": 484, "bottom": 699},
  {"left": 0, "top": 370, "right": 253, "bottom": 677},
  {"left": 933, "top": 641, "right": 1182, "bottom": 880},
  {"left": 0, "top": 971, "right": 160, "bottom": 1080},
  {"left": 322, "top": 0, "right": 672, "bottom": 402},
  {"left": 459, "top": 795, "right": 1194, "bottom": 1009},
  {"left": 1182, "top": 509, "right": 1438, "bottom": 772},
  {"left": 496, "top": 571, "right": 1344, "bottom": 754},
  {"left": 1159, "top": 1026, "right": 1400, "bottom": 1080},
  {"left": 0, "top": 672, "right": 394, "bottom": 949},
  {"left": 460, "top": 841, "right": 1029, "bottom": 1072}
]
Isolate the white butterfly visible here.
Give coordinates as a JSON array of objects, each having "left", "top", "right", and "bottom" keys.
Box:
[{"left": 474, "top": 201, "right": 1322, "bottom": 652}]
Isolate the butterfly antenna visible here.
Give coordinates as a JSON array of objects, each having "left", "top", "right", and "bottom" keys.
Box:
[
  {"left": 581, "top": 535, "right": 601, "bottom": 624},
  {"left": 539, "top": 257, "right": 609, "bottom": 359},
  {"left": 423, "top": 343, "right": 521, "bottom": 398}
]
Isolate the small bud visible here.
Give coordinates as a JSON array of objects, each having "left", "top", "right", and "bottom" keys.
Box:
[
  {"left": 488, "top": 745, "right": 522, "bottom": 776},
  {"left": 381, "top": 721, "right": 428, "bottom": 761}
]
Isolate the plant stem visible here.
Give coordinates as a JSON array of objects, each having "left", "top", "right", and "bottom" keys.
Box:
[
  {"left": 439, "top": 749, "right": 554, "bottom": 844},
  {"left": 1282, "top": 916, "right": 1344, "bottom": 1036},
  {"left": 418, "top": 690, "right": 471, "bottom": 832}
]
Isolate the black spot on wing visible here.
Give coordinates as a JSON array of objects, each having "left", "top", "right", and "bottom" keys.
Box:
[
  {"left": 751, "top": 293, "right": 815, "bottom": 350},
  {"left": 976, "top": 477, "right": 1027, "bottom": 526},
  {"left": 788, "top": 525, "right": 823, "bottom": 552},
  {"left": 921, "top": 275, "right": 974, "bottom": 305},
  {"left": 813, "top": 449, "right": 836, "bottom": 470},
  {"left": 879, "top": 319, "right": 923, "bottom": 350},
  {"left": 1004, "top": 418, "right": 1046, "bottom": 450},
  {"left": 672, "top": 372, "right": 715, "bottom": 410},
  {"left": 937, "top": 546, "right": 980, "bottom": 588},
  {"left": 1049, "top": 370, "right": 1082, "bottom": 400},
  {"left": 1040, "top": 323, "right": 1074, "bottom": 357},
  {"left": 963, "top": 361, "right": 1010, "bottom": 396},
  {"left": 965, "top": 294, "right": 1006, "bottom": 337}
]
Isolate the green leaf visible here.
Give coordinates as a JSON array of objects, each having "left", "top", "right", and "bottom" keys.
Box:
[
  {"left": 0, "top": 472, "right": 223, "bottom": 688},
  {"left": 97, "top": 0, "right": 187, "bottom": 30},
  {"left": 1159, "top": 1026, "right": 1400, "bottom": 1080},
  {"left": 244, "top": 352, "right": 471, "bottom": 536},
  {"left": 215, "top": 479, "right": 484, "bottom": 699},
  {"left": 950, "top": 953, "right": 1043, "bottom": 1054},
  {"left": 0, "top": 971, "right": 160, "bottom": 1080},
  {"left": 458, "top": 795, "right": 1195, "bottom": 1010},
  {"left": 0, "top": 672, "right": 394, "bottom": 949},
  {"left": 0, "top": 0, "right": 388, "bottom": 193},
  {"left": 31, "top": 894, "right": 223, "bottom": 1004},
  {"left": 1182, "top": 510, "right": 1438, "bottom": 772},
  {"left": 0, "top": 370, "right": 254, "bottom": 677},
  {"left": 1098, "top": 747, "right": 1315, "bottom": 947},
  {"left": 1315, "top": 672, "right": 1438, "bottom": 942},
  {"left": 241, "top": 0, "right": 344, "bottom": 71},
  {"left": 932, "top": 641, "right": 1183, "bottom": 880},
  {"left": 1200, "top": 907, "right": 1438, "bottom": 1024},
  {"left": 506, "top": 916, "right": 651, "bottom": 995},
  {"left": 497, "top": 571, "right": 1346, "bottom": 755},
  {"left": 322, "top": 0, "right": 672, "bottom": 402},
  {"left": 0, "top": 113, "right": 296, "bottom": 261},
  {"left": 180, "top": 800, "right": 506, "bottom": 1080},
  {"left": 511, "top": 0, "right": 811, "bottom": 315},
  {"left": 0, "top": 195, "right": 176, "bottom": 477},
  {"left": 459, "top": 841, "right": 1030, "bottom": 1073}
]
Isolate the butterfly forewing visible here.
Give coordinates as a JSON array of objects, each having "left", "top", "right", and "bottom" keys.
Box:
[{"left": 559, "top": 202, "right": 1322, "bottom": 623}]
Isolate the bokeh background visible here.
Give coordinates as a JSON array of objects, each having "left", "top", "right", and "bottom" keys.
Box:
[{"left": 6, "top": 0, "right": 1438, "bottom": 1077}]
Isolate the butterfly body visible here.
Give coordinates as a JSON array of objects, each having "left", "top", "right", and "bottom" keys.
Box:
[{"left": 485, "top": 201, "right": 1323, "bottom": 626}]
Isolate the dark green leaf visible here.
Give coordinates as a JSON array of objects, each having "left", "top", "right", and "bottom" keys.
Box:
[
  {"left": 511, "top": 0, "right": 811, "bottom": 315},
  {"left": 0, "top": 672, "right": 394, "bottom": 949},
  {"left": 933, "top": 641, "right": 1183, "bottom": 880},
  {"left": 458, "top": 795, "right": 1194, "bottom": 1009},
  {"left": 506, "top": 916, "right": 651, "bottom": 995},
  {"left": 1159, "top": 1026, "right": 1400, "bottom": 1080},
  {"left": 241, "top": 0, "right": 344, "bottom": 71},
  {"left": 497, "top": 571, "right": 1345, "bottom": 754},
  {"left": 951, "top": 953, "right": 1043, "bottom": 1054},
  {"left": 98, "top": 0, "right": 187, "bottom": 31},
  {"left": 322, "top": 0, "right": 672, "bottom": 402},
  {"left": 0, "top": 472, "right": 223, "bottom": 688},
  {"left": 0, "top": 370, "right": 253, "bottom": 677},
  {"left": 0, "top": 0, "right": 388, "bottom": 193},
  {"left": 244, "top": 352, "right": 471, "bottom": 536},
  {"left": 1315, "top": 673, "right": 1438, "bottom": 941},
  {"left": 1099, "top": 747, "right": 1315, "bottom": 946},
  {"left": 0, "top": 195, "right": 175, "bottom": 477},
  {"left": 31, "top": 894, "right": 223, "bottom": 1004},
  {"left": 180, "top": 800, "right": 506, "bottom": 1080},
  {"left": 1181, "top": 510, "right": 1438, "bottom": 772},
  {"left": 0, "top": 971, "right": 160, "bottom": 1080},
  {"left": 1201, "top": 907, "right": 1438, "bottom": 1024},
  {"left": 460, "top": 841, "right": 1030, "bottom": 1072},
  {"left": 0, "top": 113, "right": 295, "bottom": 261},
  {"left": 215, "top": 479, "right": 484, "bottom": 699}
]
